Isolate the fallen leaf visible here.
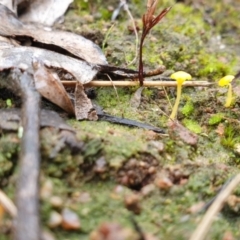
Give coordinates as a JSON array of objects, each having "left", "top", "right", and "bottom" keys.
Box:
[
  {"left": 19, "top": 0, "right": 73, "bottom": 26},
  {"left": 168, "top": 120, "right": 198, "bottom": 145},
  {"left": 0, "top": 4, "right": 108, "bottom": 65},
  {"left": 74, "top": 82, "right": 98, "bottom": 120},
  {"left": 0, "top": 46, "right": 98, "bottom": 84},
  {"left": 33, "top": 59, "right": 75, "bottom": 114}
]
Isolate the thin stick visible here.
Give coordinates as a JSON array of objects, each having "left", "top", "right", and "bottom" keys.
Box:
[
  {"left": 189, "top": 174, "right": 240, "bottom": 240},
  {"left": 0, "top": 190, "right": 17, "bottom": 218},
  {"left": 12, "top": 70, "right": 41, "bottom": 240},
  {"left": 62, "top": 80, "right": 213, "bottom": 88}
]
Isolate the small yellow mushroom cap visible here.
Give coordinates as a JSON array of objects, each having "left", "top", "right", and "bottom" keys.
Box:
[
  {"left": 170, "top": 71, "right": 192, "bottom": 85},
  {"left": 218, "top": 75, "right": 235, "bottom": 87}
]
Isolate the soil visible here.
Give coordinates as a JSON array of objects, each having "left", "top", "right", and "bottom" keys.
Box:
[{"left": 1, "top": 0, "right": 240, "bottom": 239}]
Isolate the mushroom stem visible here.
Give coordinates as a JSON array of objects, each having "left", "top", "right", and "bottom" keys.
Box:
[
  {"left": 225, "top": 84, "right": 232, "bottom": 107},
  {"left": 170, "top": 82, "right": 182, "bottom": 120}
]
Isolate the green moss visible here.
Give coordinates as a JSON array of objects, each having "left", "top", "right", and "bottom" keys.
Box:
[
  {"left": 182, "top": 119, "right": 202, "bottom": 134},
  {"left": 208, "top": 113, "right": 225, "bottom": 125},
  {"left": 181, "top": 101, "right": 194, "bottom": 117}
]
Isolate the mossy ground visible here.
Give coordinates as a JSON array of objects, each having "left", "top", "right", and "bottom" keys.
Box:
[{"left": 1, "top": 0, "right": 240, "bottom": 239}]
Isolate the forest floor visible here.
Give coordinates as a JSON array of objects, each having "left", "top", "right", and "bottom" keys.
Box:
[{"left": 1, "top": 0, "right": 240, "bottom": 239}]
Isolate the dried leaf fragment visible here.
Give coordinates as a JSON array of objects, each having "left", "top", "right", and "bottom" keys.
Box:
[
  {"left": 75, "top": 82, "right": 98, "bottom": 120},
  {"left": 168, "top": 120, "right": 198, "bottom": 145},
  {"left": 33, "top": 59, "right": 75, "bottom": 114}
]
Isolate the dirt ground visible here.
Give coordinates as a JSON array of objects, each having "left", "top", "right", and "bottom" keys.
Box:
[{"left": 1, "top": 0, "right": 240, "bottom": 239}]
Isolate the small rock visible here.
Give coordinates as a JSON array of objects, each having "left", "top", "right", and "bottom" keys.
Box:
[
  {"left": 40, "top": 179, "right": 53, "bottom": 200},
  {"left": 50, "top": 196, "right": 63, "bottom": 208},
  {"left": 234, "top": 143, "right": 240, "bottom": 156},
  {"left": 155, "top": 177, "right": 173, "bottom": 190},
  {"left": 149, "top": 141, "right": 164, "bottom": 152},
  {"left": 124, "top": 194, "right": 141, "bottom": 215},
  {"left": 94, "top": 157, "right": 107, "bottom": 173},
  {"left": 72, "top": 192, "right": 92, "bottom": 203},
  {"left": 90, "top": 222, "right": 137, "bottom": 240},
  {"left": 61, "top": 208, "right": 81, "bottom": 230},
  {"left": 187, "top": 202, "right": 205, "bottom": 214},
  {"left": 48, "top": 211, "right": 62, "bottom": 228}
]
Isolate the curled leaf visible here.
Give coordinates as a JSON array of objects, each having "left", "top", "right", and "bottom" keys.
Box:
[
  {"left": 33, "top": 59, "right": 75, "bottom": 114},
  {"left": 74, "top": 83, "right": 98, "bottom": 120}
]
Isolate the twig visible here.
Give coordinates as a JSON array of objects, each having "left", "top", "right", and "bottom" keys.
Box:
[
  {"left": 11, "top": 69, "right": 41, "bottom": 240},
  {"left": 61, "top": 80, "right": 213, "bottom": 88},
  {"left": 138, "top": 1, "right": 171, "bottom": 85},
  {"left": 189, "top": 174, "right": 240, "bottom": 240},
  {"left": 0, "top": 190, "right": 17, "bottom": 218}
]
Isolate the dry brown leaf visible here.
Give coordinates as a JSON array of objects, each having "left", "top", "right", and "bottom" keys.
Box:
[
  {"left": 0, "top": 4, "right": 107, "bottom": 65},
  {"left": 0, "top": 46, "right": 98, "bottom": 84},
  {"left": 33, "top": 59, "right": 75, "bottom": 114},
  {"left": 19, "top": 0, "right": 73, "bottom": 26},
  {"left": 74, "top": 82, "right": 98, "bottom": 120},
  {"left": 168, "top": 120, "right": 198, "bottom": 145}
]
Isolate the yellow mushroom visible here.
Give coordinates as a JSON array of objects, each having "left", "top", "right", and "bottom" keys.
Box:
[
  {"left": 169, "top": 71, "right": 192, "bottom": 120},
  {"left": 218, "top": 75, "right": 235, "bottom": 107}
]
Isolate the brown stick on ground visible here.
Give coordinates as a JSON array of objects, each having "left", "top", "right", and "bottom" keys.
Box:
[{"left": 12, "top": 70, "right": 41, "bottom": 240}]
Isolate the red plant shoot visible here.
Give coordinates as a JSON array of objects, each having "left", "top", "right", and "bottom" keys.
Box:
[{"left": 138, "top": 0, "right": 171, "bottom": 86}]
